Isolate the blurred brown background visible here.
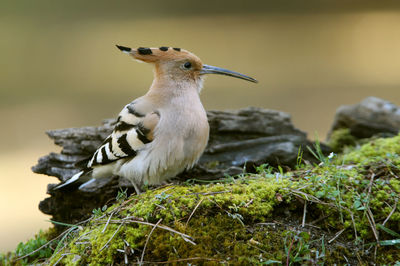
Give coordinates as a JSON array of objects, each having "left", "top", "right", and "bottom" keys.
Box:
[{"left": 1, "top": 0, "right": 400, "bottom": 252}]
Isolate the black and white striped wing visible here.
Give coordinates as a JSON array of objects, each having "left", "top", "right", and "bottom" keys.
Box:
[
  {"left": 87, "top": 103, "right": 158, "bottom": 168},
  {"left": 52, "top": 102, "right": 159, "bottom": 190}
]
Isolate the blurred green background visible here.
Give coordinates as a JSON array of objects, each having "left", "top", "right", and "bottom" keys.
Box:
[{"left": 1, "top": 0, "right": 400, "bottom": 252}]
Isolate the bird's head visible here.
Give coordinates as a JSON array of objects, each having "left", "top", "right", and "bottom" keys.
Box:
[{"left": 116, "top": 45, "right": 257, "bottom": 91}]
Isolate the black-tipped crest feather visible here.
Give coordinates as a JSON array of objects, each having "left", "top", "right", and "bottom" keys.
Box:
[{"left": 116, "top": 45, "right": 132, "bottom": 52}]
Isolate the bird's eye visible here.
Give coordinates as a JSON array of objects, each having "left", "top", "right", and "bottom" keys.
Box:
[{"left": 183, "top": 62, "right": 192, "bottom": 69}]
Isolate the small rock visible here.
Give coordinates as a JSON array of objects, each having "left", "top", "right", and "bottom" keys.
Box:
[{"left": 329, "top": 97, "right": 400, "bottom": 139}]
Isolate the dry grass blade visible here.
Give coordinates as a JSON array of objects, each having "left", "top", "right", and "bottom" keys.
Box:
[
  {"left": 382, "top": 198, "right": 398, "bottom": 226},
  {"left": 112, "top": 218, "right": 196, "bottom": 245},
  {"left": 186, "top": 190, "right": 232, "bottom": 196},
  {"left": 134, "top": 257, "right": 223, "bottom": 264},
  {"left": 286, "top": 188, "right": 338, "bottom": 208},
  {"left": 366, "top": 173, "right": 375, "bottom": 197},
  {"left": 350, "top": 212, "right": 358, "bottom": 240},
  {"left": 139, "top": 218, "right": 162, "bottom": 266},
  {"left": 100, "top": 222, "right": 124, "bottom": 251},
  {"left": 244, "top": 198, "right": 254, "bottom": 208},
  {"left": 328, "top": 228, "right": 345, "bottom": 243},
  {"left": 365, "top": 206, "right": 379, "bottom": 242},
  {"left": 13, "top": 235, "right": 59, "bottom": 262},
  {"left": 255, "top": 222, "right": 276, "bottom": 227},
  {"left": 53, "top": 254, "right": 66, "bottom": 266},
  {"left": 51, "top": 236, "right": 76, "bottom": 263},
  {"left": 102, "top": 211, "right": 114, "bottom": 233},
  {"left": 185, "top": 198, "right": 204, "bottom": 227},
  {"left": 301, "top": 200, "right": 307, "bottom": 227},
  {"left": 43, "top": 217, "right": 95, "bottom": 263},
  {"left": 13, "top": 225, "right": 78, "bottom": 262}
]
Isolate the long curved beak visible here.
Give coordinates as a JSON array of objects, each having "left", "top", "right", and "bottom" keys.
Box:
[{"left": 200, "top": 64, "right": 258, "bottom": 83}]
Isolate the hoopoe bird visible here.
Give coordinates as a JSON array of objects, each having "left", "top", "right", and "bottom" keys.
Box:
[{"left": 54, "top": 45, "right": 257, "bottom": 194}]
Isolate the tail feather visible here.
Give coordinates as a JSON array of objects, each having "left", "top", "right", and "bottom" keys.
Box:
[
  {"left": 53, "top": 170, "right": 91, "bottom": 190},
  {"left": 78, "top": 178, "right": 97, "bottom": 190}
]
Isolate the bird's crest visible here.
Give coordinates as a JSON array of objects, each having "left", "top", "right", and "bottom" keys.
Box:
[
  {"left": 116, "top": 45, "right": 258, "bottom": 83},
  {"left": 116, "top": 45, "right": 200, "bottom": 64}
]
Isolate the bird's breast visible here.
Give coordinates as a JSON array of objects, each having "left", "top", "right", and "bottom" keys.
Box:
[
  {"left": 119, "top": 98, "right": 209, "bottom": 185},
  {"left": 154, "top": 98, "right": 209, "bottom": 161}
]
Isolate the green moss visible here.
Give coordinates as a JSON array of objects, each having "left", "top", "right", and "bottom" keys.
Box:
[
  {"left": 342, "top": 133, "right": 400, "bottom": 165},
  {"left": 7, "top": 134, "right": 400, "bottom": 265},
  {"left": 391, "top": 179, "right": 400, "bottom": 192},
  {"left": 47, "top": 178, "right": 288, "bottom": 265},
  {"left": 328, "top": 128, "right": 357, "bottom": 152}
]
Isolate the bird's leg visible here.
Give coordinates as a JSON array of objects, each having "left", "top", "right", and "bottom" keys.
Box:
[{"left": 131, "top": 181, "right": 143, "bottom": 195}]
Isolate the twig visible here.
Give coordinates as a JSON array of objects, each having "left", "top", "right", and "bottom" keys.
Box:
[
  {"left": 328, "top": 228, "right": 345, "bottom": 243},
  {"left": 154, "top": 203, "right": 167, "bottom": 210},
  {"left": 74, "top": 241, "right": 90, "bottom": 245},
  {"left": 206, "top": 198, "right": 224, "bottom": 211},
  {"left": 350, "top": 212, "right": 358, "bottom": 240},
  {"left": 15, "top": 209, "right": 94, "bottom": 262},
  {"left": 119, "top": 197, "right": 137, "bottom": 207},
  {"left": 102, "top": 212, "right": 114, "bottom": 233},
  {"left": 51, "top": 236, "right": 75, "bottom": 263},
  {"left": 365, "top": 207, "right": 379, "bottom": 242},
  {"left": 364, "top": 172, "right": 375, "bottom": 211},
  {"left": 122, "top": 240, "right": 133, "bottom": 265},
  {"left": 248, "top": 242, "right": 267, "bottom": 253},
  {"left": 304, "top": 223, "right": 321, "bottom": 229},
  {"left": 75, "top": 228, "right": 95, "bottom": 242},
  {"left": 139, "top": 219, "right": 162, "bottom": 266},
  {"left": 255, "top": 223, "right": 276, "bottom": 227},
  {"left": 287, "top": 188, "right": 338, "bottom": 208},
  {"left": 53, "top": 254, "right": 66, "bottom": 266},
  {"left": 244, "top": 198, "right": 254, "bottom": 208},
  {"left": 186, "top": 190, "right": 232, "bottom": 196},
  {"left": 366, "top": 173, "right": 375, "bottom": 196},
  {"left": 382, "top": 198, "right": 398, "bottom": 226},
  {"left": 111, "top": 217, "right": 196, "bottom": 245},
  {"left": 343, "top": 255, "right": 349, "bottom": 264},
  {"left": 134, "top": 257, "right": 223, "bottom": 264},
  {"left": 185, "top": 198, "right": 204, "bottom": 227},
  {"left": 14, "top": 235, "right": 59, "bottom": 261},
  {"left": 14, "top": 225, "right": 77, "bottom": 262},
  {"left": 302, "top": 201, "right": 307, "bottom": 227},
  {"left": 100, "top": 222, "right": 124, "bottom": 251},
  {"left": 92, "top": 213, "right": 107, "bottom": 221}
]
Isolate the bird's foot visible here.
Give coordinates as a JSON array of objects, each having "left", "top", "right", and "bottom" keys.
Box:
[{"left": 131, "top": 182, "right": 143, "bottom": 195}]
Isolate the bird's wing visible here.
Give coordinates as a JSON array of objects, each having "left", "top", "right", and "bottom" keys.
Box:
[{"left": 87, "top": 102, "right": 160, "bottom": 168}]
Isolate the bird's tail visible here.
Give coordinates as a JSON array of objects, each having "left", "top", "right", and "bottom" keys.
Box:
[{"left": 52, "top": 170, "right": 92, "bottom": 190}]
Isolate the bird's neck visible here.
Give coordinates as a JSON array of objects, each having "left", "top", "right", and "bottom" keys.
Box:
[{"left": 146, "top": 73, "right": 203, "bottom": 102}]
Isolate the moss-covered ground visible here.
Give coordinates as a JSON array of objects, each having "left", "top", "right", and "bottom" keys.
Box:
[{"left": 2, "top": 134, "right": 400, "bottom": 265}]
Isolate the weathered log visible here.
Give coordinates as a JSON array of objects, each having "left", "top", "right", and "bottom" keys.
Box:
[{"left": 33, "top": 107, "right": 327, "bottom": 224}]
